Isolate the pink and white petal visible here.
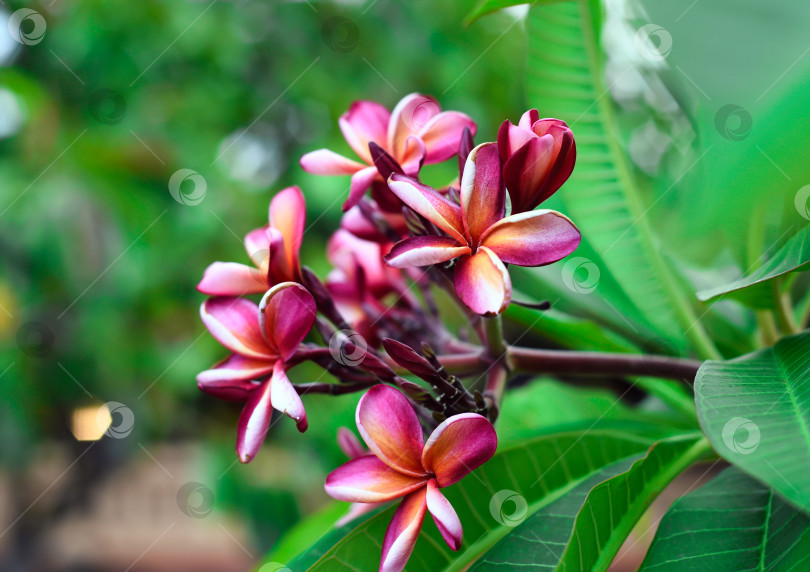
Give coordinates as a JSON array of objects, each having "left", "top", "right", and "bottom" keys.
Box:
[
  {"left": 453, "top": 248, "right": 512, "bottom": 316},
  {"left": 244, "top": 227, "right": 271, "bottom": 272},
  {"left": 336, "top": 501, "right": 384, "bottom": 527},
  {"left": 460, "top": 143, "right": 505, "bottom": 246},
  {"left": 197, "top": 370, "right": 261, "bottom": 402},
  {"left": 387, "top": 93, "right": 440, "bottom": 159},
  {"left": 384, "top": 236, "right": 470, "bottom": 268},
  {"left": 387, "top": 173, "right": 466, "bottom": 244},
  {"left": 259, "top": 282, "right": 317, "bottom": 360},
  {"left": 344, "top": 166, "right": 380, "bottom": 212},
  {"left": 269, "top": 186, "right": 306, "bottom": 277},
  {"left": 502, "top": 135, "right": 557, "bottom": 212},
  {"left": 496, "top": 119, "right": 537, "bottom": 163},
  {"left": 269, "top": 361, "right": 307, "bottom": 432},
  {"left": 356, "top": 385, "right": 427, "bottom": 477},
  {"left": 197, "top": 353, "right": 275, "bottom": 384},
  {"left": 519, "top": 108, "right": 540, "bottom": 130},
  {"left": 325, "top": 455, "right": 428, "bottom": 503},
  {"left": 480, "top": 209, "right": 581, "bottom": 267},
  {"left": 267, "top": 227, "right": 295, "bottom": 284},
  {"left": 197, "top": 262, "right": 267, "bottom": 296},
  {"left": 299, "top": 149, "right": 365, "bottom": 175},
  {"left": 200, "top": 297, "right": 275, "bottom": 359},
  {"left": 398, "top": 135, "right": 426, "bottom": 177},
  {"left": 341, "top": 205, "right": 382, "bottom": 241},
  {"left": 236, "top": 379, "right": 273, "bottom": 463},
  {"left": 426, "top": 479, "right": 462, "bottom": 550},
  {"left": 422, "top": 413, "right": 498, "bottom": 488},
  {"left": 338, "top": 427, "right": 368, "bottom": 459},
  {"left": 340, "top": 101, "right": 391, "bottom": 163},
  {"left": 380, "top": 487, "right": 428, "bottom": 572},
  {"left": 418, "top": 111, "right": 477, "bottom": 165}
]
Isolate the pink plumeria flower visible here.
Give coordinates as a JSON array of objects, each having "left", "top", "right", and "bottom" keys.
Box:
[
  {"left": 384, "top": 142, "right": 581, "bottom": 315},
  {"left": 198, "top": 282, "right": 316, "bottom": 463},
  {"left": 300, "top": 93, "right": 476, "bottom": 212},
  {"left": 497, "top": 109, "right": 576, "bottom": 213},
  {"left": 197, "top": 186, "right": 306, "bottom": 296},
  {"left": 325, "top": 385, "right": 497, "bottom": 572}
]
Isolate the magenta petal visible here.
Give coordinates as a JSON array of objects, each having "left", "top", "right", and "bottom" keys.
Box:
[
  {"left": 418, "top": 111, "right": 477, "bottom": 165},
  {"left": 259, "top": 282, "right": 317, "bottom": 360},
  {"left": 197, "top": 353, "right": 275, "bottom": 385},
  {"left": 384, "top": 236, "right": 470, "bottom": 268},
  {"left": 300, "top": 149, "right": 365, "bottom": 175},
  {"left": 497, "top": 119, "right": 537, "bottom": 164},
  {"left": 380, "top": 487, "right": 428, "bottom": 572},
  {"left": 422, "top": 413, "right": 498, "bottom": 488},
  {"left": 519, "top": 109, "right": 540, "bottom": 130},
  {"left": 453, "top": 248, "right": 512, "bottom": 316},
  {"left": 269, "top": 361, "right": 307, "bottom": 432},
  {"left": 269, "top": 186, "right": 306, "bottom": 278},
  {"left": 502, "top": 136, "right": 556, "bottom": 213},
  {"left": 340, "top": 100, "right": 391, "bottom": 163},
  {"left": 460, "top": 142, "right": 505, "bottom": 245},
  {"left": 387, "top": 173, "right": 466, "bottom": 244},
  {"left": 200, "top": 297, "right": 275, "bottom": 359},
  {"left": 236, "top": 379, "right": 273, "bottom": 463},
  {"left": 387, "top": 93, "right": 440, "bottom": 158},
  {"left": 356, "top": 385, "right": 427, "bottom": 477},
  {"left": 244, "top": 227, "right": 271, "bottom": 271},
  {"left": 398, "top": 135, "right": 427, "bottom": 177},
  {"left": 426, "top": 479, "right": 462, "bottom": 551},
  {"left": 197, "top": 370, "right": 260, "bottom": 402},
  {"left": 325, "top": 455, "right": 428, "bottom": 503},
  {"left": 338, "top": 427, "right": 367, "bottom": 459},
  {"left": 344, "top": 166, "right": 380, "bottom": 211},
  {"left": 197, "top": 262, "right": 267, "bottom": 296},
  {"left": 480, "top": 209, "right": 581, "bottom": 267}
]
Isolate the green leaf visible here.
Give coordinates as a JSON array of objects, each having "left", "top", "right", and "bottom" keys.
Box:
[
  {"left": 465, "top": 0, "right": 558, "bottom": 25},
  {"left": 695, "top": 331, "right": 810, "bottom": 514},
  {"left": 555, "top": 434, "right": 711, "bottom": 571},
  {"left": 641, "top": 466, "right": 810, "bottom": 571},
  {"left": 697, "top": 226, "right": 810, "bottom": 307},
  {"left": 286, "top": 431, "right": 653, "bottom": 571},
  {"left": 526, "top": 1, "right": 719, "bottom": 359}
]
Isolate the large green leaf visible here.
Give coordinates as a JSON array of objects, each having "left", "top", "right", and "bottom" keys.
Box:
[
  {"left": 697, "top": 225, "right": 810, "bottom": 307},
  {"left": 696, "top": 331, "right": 810, "bottom": 514},
  {"left": 285, "top": 431, "right": 653, "bottom": 571},
  {"left": 465, "top": 0, "right": 556, "bottom": 24},
  {"left": 555, "top": 434, "right": 711, "bottom": 571},
  {"left": 641, "top": 466, "right": 810, "bottom": 571}
]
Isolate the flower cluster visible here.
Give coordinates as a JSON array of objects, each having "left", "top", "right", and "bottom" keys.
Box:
[{"left": 197, "top": 94, "right": 580, "bottom": 570}]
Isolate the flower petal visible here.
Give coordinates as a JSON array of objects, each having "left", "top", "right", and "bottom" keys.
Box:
[
  {"left": 453, "top": 248, "right": 512, "bottom": 316},
  {"left": 338, "top": 427, "right": 367, "bottom": 459},
  {"left": 300, "top": 149, "right": 365, "bottom": 175},
  {"left": 502, "top": 135, "right": 558, "bottom": 212},
  {"left": 426, "top": 479, "right": 462, "bottom": 551},
  {"left": 344, "top": 166, "right": 380, "bottom": 211},
  {"left": 197, "top": 262, "right": 267, "bottom": 296},
  {"left": 267, "top": 227, "right": 295, "bottom": 284},
  {"left": 460, "top": 142, "right": 505, "bottom": 246},
  {"left": 418, "top": 111, "right": 477, "bottom": 165},
  {"left": 200, "top": 297, "right": 274, "bottom": 359},
  {"left": 519, "top": 108, "right": 540, "bottom": 130},
  {"left": 398, "top": 135, "right": 427, "bottom": 176},
  {"left": 269, "top": 361, "right": 307, "bottom": 432},
  {"left": 480, "top": 209, "right": 581, "bottom": 267},
  {"left": 422, "top": 413, "right": 498, "bottom": 488},
  {"left": 387, "top": 173, "right": 466, "bottom": 244},
  {"left": 336, "top": 501, "right": 384, "bottom": 527},
  {"left": 236, "top": 379, "right": 273, "bottom": 463},
  {"left": 325, "top": 455, "right": 428, "bottom": 503},
  {"left": 269, "top": 186, "right": 306, "bottom": 279},
  {"left": 356, "top": 385, "right": 427, "bottom": 477},
  {"left": 340, "top": 100, "right": 391, "bottom": 164},
  {"left": 384, "top": 236, "right": 470, "bottom": 268},
  {"left": 497, "top": 119, "right": 537, "bottom": 163},
  {"left": 380, "top": 487, "right": 428, "bottom": 572},
  {"left": 197, "top": 353, "right": 275, "bottom": 385},
  {"left": 197, "top": 367, "right": 261, "bottom": 402},
  {"left": 387, "top": 93, "right": 440, "bottom": 159},
  {"left": 259, "top": 282, "right": 317, "bottom": 360}
]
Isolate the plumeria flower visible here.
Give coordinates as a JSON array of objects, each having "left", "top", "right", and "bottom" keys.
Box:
[
  {"left": 325, "top": 385, "right": 497, "bottom": 572},
  {"left": 497, "top": 109, "right": 576, "bottom": 213},
  {"left": 300, "top": 93, "right": 476, "bottom": 212},
  {"left": 197, "top": 186, "right": 306, "bottom": 296},
  {"left": 198, "top": 282, "right": 316, "bottom": 463},
  {"left": 384, "top": 142, "right": 581, "bottom": 315}
]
